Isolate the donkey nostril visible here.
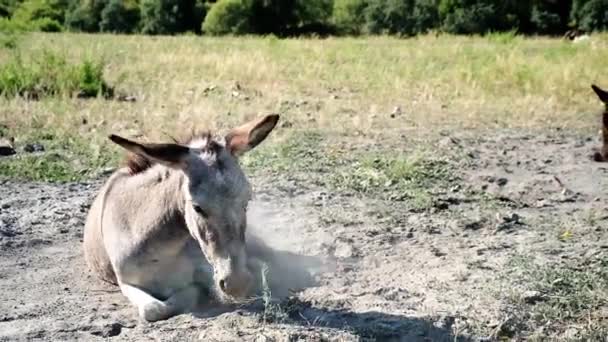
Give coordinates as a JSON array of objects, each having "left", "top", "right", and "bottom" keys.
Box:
[{"left": 219, "top": 279, "right": 227, "bottom": 292}]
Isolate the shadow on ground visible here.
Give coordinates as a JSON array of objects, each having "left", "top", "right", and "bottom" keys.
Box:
[
  {"left": 189, "top": 247, "right": 470, "bottom": 341},
  {"left": 192, "top": 296, "right": 471, "bottom": 341}
]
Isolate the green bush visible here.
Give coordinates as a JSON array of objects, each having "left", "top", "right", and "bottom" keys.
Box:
[
  {"left": 0, "top": 16, "right": 28, "bottom": 32},
  {"left": 531, "top": 0, "right": 571, "bottom": 35},
  {"left": 571, "top": 0, "right": 608, "bottom": 32},
  {"left": 65, "top": 0, "right": 105, "bottom": 32},
  {"left": 332, "top": 0, "right": 366, "bottom": 34},
  {"left": 0, "top": 0, "right": 22, "bottom": 17},
  {"left": 439, "top": 0, "right": 531, "bottom": 34},
  {"left": 31, "top": 17, "right": 62, "bottom": 31},
  {"left": 12, "top": 0, "right": 67, "bottom": 23},
  {"left": 362, "top": 0, "right": 439, "bottom": 36},
  {"left": 140, "top": 0, "right": 205, "bottom": 34},
  {"left": 0, "top": 51, "right": 113, "bottom": 99},
  {"left": 100, "top": 0, "right": 140, "bottom": 33},
  {"left": 246, "top": 0, "right": 332, "bottom": 35},
  {"left": 202, "top": 0, "right": 252, "bottom": 35},
  {"left": 332, "top": 0, "right": 439, "bottom": 36},
  {"left": 77, "top": 59, "right": 113, "bottom": 98}
]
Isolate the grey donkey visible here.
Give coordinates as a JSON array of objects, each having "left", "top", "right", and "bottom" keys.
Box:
[{"left": 83, "top": 114, "right": 280, "bottom": 321}]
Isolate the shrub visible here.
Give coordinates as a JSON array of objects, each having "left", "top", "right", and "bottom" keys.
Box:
[
  {"left": 531, "top": 0, "right": 572, "bottom": 35},
  {"left": 11, "top": 0, "right": 67, "bottom": 23},
  {"left": 202, "top": 0, "right": 252, "bottom": 35},
  {"left": 77, "top": 59, "right": 113, "bottom": 98},
  {"left": 0, "top": 0, "right": 22, "bottom": 17},
  {"left": 140, "top": 0, "right": 205, "bottom": 34},
  {"left": 332, "top": 0, "right": 366, "bottom": 34},
  {"left": 571, "top": 0, "right": 608, "bottom": 32},
  {"left": 100, "top": 0, "right": 140, "bottom": 33},
  {"left": 439, "top": 0, "right": 531, "bottom": 34},
  {"left": 247, "top": 0, "right": 332, "bottom": 35},
  {"left": 0, "top": 31, "right": 19, "bottom": 49},
  {"left": 361, "top": 0, "right": 439, "bottom": 36},
  {"left": 31, "top": 17, "right": 62, "bottom": 31},
  {"left": 0, "top": 16, "right": 28, "bottom": 32},
  {"left": 0, "top": 51, "right": 113, "bottom": 99},
  {"left": 65, "top": 0, "right": 105, "bottom": 32}
]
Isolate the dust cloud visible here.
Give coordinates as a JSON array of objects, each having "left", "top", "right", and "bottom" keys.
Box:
[{"left": 244, "top": 199, "right": 336, "bottom": 299}]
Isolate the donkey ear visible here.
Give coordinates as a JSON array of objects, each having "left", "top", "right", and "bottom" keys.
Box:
[
  {"left": 108, "top": 134, "right": 191, "bottom": 168},
  {"left": 225, "top": 114, "right": 280, "bottom": 157},
  {"left": 592, "top": 84, "right": 608, "bottom": 104}
]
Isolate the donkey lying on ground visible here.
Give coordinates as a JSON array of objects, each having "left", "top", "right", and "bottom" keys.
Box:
[
  {"left": 591, "top": 84, "right": 608, "bottom": 162},
  {"left": 83, "top": 114, "right": 280, "bottom": 322}
]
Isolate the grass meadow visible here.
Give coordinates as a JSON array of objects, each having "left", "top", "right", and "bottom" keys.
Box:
[{"left": 0, "top": 32, "right": 606, "bottom": 181}]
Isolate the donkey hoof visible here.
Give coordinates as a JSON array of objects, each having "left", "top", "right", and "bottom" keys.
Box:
[{"left": 139, "top": 302, "right": 171, "bottom": 322}]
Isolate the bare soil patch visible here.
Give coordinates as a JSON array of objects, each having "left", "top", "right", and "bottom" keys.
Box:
[{"left": 1, "top": 128, "right": 607, "bottom": 341}]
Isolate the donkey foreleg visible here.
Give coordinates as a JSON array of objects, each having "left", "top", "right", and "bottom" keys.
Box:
[{"left": 119, "top": 282, "right": 199, "bottom": 322}]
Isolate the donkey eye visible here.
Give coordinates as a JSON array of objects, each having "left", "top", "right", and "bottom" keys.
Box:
[
  {"left": 193, "top": 205, "right": 208, "bottom": 218},
  {"left": 205, "top": 228, "right": 218, "bottom": 243}
]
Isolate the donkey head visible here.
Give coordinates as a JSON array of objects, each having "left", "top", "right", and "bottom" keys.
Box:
[{"left": 109, "top": 114, "right": 279, "bottom": 299}]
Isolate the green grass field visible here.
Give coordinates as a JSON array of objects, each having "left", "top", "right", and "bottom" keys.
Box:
[{"left": 1, "top": 32, "right": 606, "bottom": 181}]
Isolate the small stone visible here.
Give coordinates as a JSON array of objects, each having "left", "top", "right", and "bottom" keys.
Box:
[
  {"left": 117, "top": 95, "right": 137, "bottom": 102},
  {"left": 23, "top": 143, "right": 44, "bottom": 153},
  {"left": 464, "top": 220, "right": 483, "bottom": 230},
  {"left": 90, "top": 322, "right": 122, "bottom": 338},
  {"left": 334, "top": 242, "right": 355, "bottom": 258},
  {"left": 254, "top": 334, "right": 272, "bottom": 342},
  {"left": 504, "top": 213, "right": 520, "bottom": 223},
  {"left": 522, "top": 290, "right": 544, "bottom": 304},
  {"left": 280, "top": 121, "right": 293, "bottom": 128},
  {"left": 563, "top": 327, "right": 579, "bottom": 339},
  {"left": 431, "top": 246, "right": 446, "bottom": 257},
  {"left": 0, "top": 138, "right": 16, "bottom": 156},
  {"left": 496, "top": 178, "right": 508, "bottom": 186},
  {"left": 101, "top": 167, "right": 116, "bottom": 176},
  {"left": 390, "top": 106, "right": 401, "bottom": 117}
]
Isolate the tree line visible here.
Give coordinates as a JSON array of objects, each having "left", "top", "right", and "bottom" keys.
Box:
[{"left": 0, "top": 0, "right": 607, "bottom": 37}]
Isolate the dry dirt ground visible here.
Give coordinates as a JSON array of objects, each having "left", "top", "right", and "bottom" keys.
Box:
[{"left": 1, "top": 128, "right": 607, "bottom": 341}]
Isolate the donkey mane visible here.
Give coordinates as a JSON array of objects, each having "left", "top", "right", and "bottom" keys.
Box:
[{"left": 122, "top": 130, "right": 216, "bottom": 175}]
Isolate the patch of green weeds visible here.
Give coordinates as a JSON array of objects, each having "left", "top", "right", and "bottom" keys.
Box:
[
  {"left": 329, "top": 153, "right": 456, "bottom": 207},
  {"left": 0, "top": 32, "right": 19, "bottom": 49},
  {"left": 503, "top": 254, "right": 608, "bottom": 339},
  {"left": 0, "top": 50, "right": 114, "bottom": 99},
  {"left": 485, "top": 30, "right": 518, "bottom": 44},
  {"left": 241, "top": 130, "right": 327, "bottom": 174},
  {"left": 242, "top": 130, "right": 458, "bottom": 210},
  {"left": 259, "top": 263, "right": 288, "bottom": 325},
  {"left": 0, "top": 131, "right": 119, "bottom": 182}
]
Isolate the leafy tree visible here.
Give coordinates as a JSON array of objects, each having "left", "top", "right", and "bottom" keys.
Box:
[
  {"left": 531, "top": 0, "right": 572, "bottom": 34},
  {"left": 140, "top": 0, "right": 205, "bottom": 34},
  {"left": 202, "top": 0, "right": 251, "bottom": 35},
  {"left": 439, "top": 0, "right": 531, "bottom": 34},
  {"left": 247, "top": 0, "right": 332, "bottom": 35},
  {"left": 571, "top": 0, "right": 608, "bottom": 32},
  {"left": 100, "top": 0, "right": 140, "bottom": 33},
  {"left": 12, "top": 0, "right": 67, "bottom": 23},
  {"left": 0, "top": 0, "right": 24, "bottom": 17},
  {"left": 32, "top": 16, "right": 62, "bottom": 31},
  {"left": 332, "top": 0, "right": 366, "bottom": 34},
  {"left": 65, "top": 0, "right": 105, "bottom": 32}
]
